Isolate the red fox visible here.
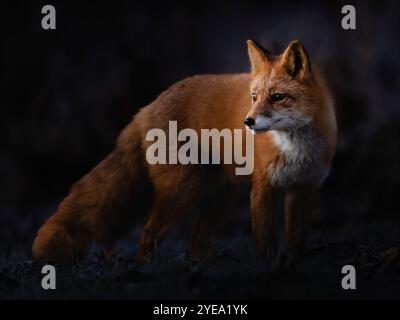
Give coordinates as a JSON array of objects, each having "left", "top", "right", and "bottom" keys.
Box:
[{"left": 32, "top": 40, "right": 337, "bottom": 262}]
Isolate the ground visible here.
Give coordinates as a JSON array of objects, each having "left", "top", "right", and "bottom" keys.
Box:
[{"left": 1, "top": 207, "right": 399, "bottom": 300}]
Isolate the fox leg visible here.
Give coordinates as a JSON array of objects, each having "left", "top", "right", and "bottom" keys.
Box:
[
  {"left": 250, "top": 176, "right": 282, "bottom": 258},
  {"left": 138, "top": 170, "right": 198, "bottom": 262},
  {"left": 138, "top": 195, "right": 194, "bottom": 262},
  {"left": 189, "top": 210, "right": 215, "bottom": 260},
  {"left": 284, "top": 189, "right": 313, "bottom": 253},
  {"left": 190, "top": 184, "right": 235, "bottom": 259}
]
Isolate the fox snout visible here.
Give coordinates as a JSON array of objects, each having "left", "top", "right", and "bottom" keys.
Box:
[
  {"left": 244, "top": 105, "right": 274, "bottom": 134},
  {"left": 243, "top": 117, "right": 255, "bottom": 127},
  {"left": 244, "top": 110, "right": 312, "bottom": 134},
  {"left": 244, "top": 115, "right": 273, "bottom": 134}
]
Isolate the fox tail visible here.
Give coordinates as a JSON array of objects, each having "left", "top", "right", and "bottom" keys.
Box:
[{"left": 32, "top": 120, "right": 148, "bottom": 262}]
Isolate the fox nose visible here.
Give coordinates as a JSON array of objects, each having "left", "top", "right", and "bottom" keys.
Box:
[{"left": 244, "top": 118, "right": 255, "bottom": 127}]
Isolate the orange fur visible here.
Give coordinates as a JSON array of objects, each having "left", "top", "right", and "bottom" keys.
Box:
[{"left": 32, "top": 40, "right": 337, "bottom": 262}]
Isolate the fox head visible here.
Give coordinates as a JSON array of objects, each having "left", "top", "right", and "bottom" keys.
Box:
[{"left": 244, "top": 40, "right": 319, "bottom": 134}]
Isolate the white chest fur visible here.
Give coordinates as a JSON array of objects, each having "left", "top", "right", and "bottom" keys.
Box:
[{"left": 268, "top": 127, "right": 328, "bottom": 188}]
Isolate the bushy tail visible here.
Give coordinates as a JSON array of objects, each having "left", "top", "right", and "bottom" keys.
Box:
[{"left": 32, "top": 121, "right": 147, "bottom": 262}]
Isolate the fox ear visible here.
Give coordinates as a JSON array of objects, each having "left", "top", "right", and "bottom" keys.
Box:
[
  {"left": 281, "top": 40, "right": 311, "bottom": 82},
  {"left": 247, "top": 40, "right": 271, "bottom": 76}
]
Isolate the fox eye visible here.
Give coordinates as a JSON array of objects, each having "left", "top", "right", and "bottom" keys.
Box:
[
  {"left": 251, "top": 92, "right": 257, "bottom": 102},
  {"left": 271, "top": 93, "right": 286, "bottom": 102}
]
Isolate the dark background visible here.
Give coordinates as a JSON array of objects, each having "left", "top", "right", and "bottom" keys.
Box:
[{"left": 1, "top": 0, "right": 400, "bottom": 299}]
